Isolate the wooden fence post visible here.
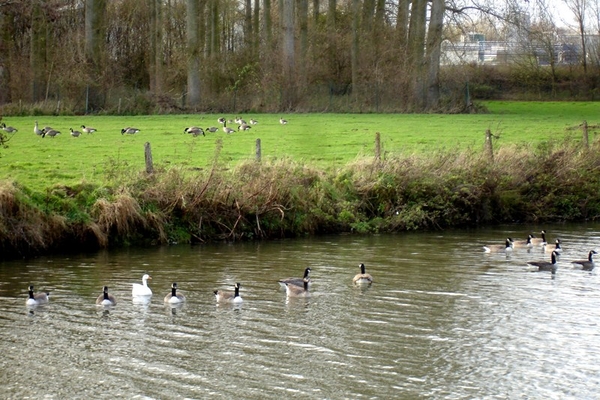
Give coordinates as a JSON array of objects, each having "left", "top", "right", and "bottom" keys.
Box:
[
  {"left": 484, "top": 129, "right": 494, "bottom": 161},
  {"left": 255, "top": 138, "right": 261, "bottom": 162},
  {"left": 582, "top": 120, "right": 589, "bottom": 149},
  {"left": 375, "top": 132, "right": 381, "bottom": 160},
  {"left": 144, "top": 142, "right": 154, "bottom": 174}
]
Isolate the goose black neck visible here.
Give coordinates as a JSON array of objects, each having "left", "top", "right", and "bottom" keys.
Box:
[
  {"left": 590, "top": 252, "right": 595, "bottom": 262},
  {"left": 360, "top": 264, "right": 366, "bottom": 274},
  {"left": 104, "top": 291, "right": 110, "bottom": 300},
  {"left": 303, "top": 280, "right": 309, "bottom": 291},
  {"left": 172, "top": 288, "right": 177, "bottom": 297},
  {"left": 29, "top": 290, "right": 34, "bottom": 299},
  {"left": 234, "top": 286, "right": 240, "bottom": 297}
]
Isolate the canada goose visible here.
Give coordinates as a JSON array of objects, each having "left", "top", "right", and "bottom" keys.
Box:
[
  {"left": 1, "top": 123, "right": 17, "bottom": 133},
  {"left": 26, "top": 285, "right": 49, "bottom": 306},
  {"left": 214, "top": 282, "right": 243, "bottom": 303},
  {"left": 528, "top": 250, "right": 559, "bottom": 274},
  {"left": 544, "top": 238, "right": 563, "bottom": 254},
  {"left": 572, "top": 250, "right": 597, "bottom": 271},
  {"left": 43, "top": 125, "right": 53, "bottom": 131},
  {"left": 278, "top": 267, "right": 312, "bottom": 289},
  {"left": 285, "top": 278, "right": 310, "bottom": 297},
  {"left": 512, "top": 234, "right": 533, "bottom": 248},
  {"left": 34, "top": 121, "right": 44, "bottom": 136},
  {"left": 353, "top": 263, "right": 373, "bottom": 284},
  {"left": 185, "top": 126, "right": 205, "bottom": 136},
  {"left": 483, "top": 238, "right": 513, "bottom": 253},
  {"left": 164, "top": 282, "right": 186, "bottom": 304},
  {"left": 121, "top": 127, "right": 140, "bottom": 135},
  {"left": 280, "top": 117, "right": 288, "bottom": 125},
  {"left": 217, "top": 117, "right": 226, "bottom": 125},
  {"left": 529, "top": 230, "right": 547, "bottom": 246},
  {"left": 81, "top": 125, "right": 97, "bottom": 134},
  {"left": 132, "top": 274, "right": 152, "bottom": 296},
  {"left": 42, "top": 129, "right": 60, "bottom": 138},
  {"left": 96, "top": 286, "right": 117, "bottom": 306},
  {"left": 206, "top": 126, "right": 219, "bottom": 133},
  {"left": 238, "top": 124, "right": 251, "bottom": 131},
  {"left": 223, "top": 125, "right": 236, "bottom": 134},
  {"left": 70, "top": 128, "right": 82, "bottom": 137},
  {"left": 249, "top": 119, "right": 258, "bottom": 125}
]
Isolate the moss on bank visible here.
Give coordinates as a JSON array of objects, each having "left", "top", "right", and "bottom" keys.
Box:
[{"left": 2, "top": 138, "right": 600, "bottom": 260}]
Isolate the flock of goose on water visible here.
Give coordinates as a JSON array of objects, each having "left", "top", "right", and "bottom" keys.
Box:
[
  {"left": 0, "top": 116, "right": 291, "bottom": 139},
  {"left": 25, "top": 263, "right": 373, "bottom": 307},
  {"left": 482, "top": 230, "right": 597, "bottom": 276}
]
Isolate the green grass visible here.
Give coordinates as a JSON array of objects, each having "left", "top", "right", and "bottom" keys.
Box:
[{"left": 1, "top": 101, "right": 599, "bottom": 191}]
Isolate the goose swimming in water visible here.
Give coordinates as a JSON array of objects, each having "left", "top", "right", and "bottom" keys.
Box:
[
  {"left": 483, "top": 238, "right": 513, "bottom": 253},
  {"left": 214, "top": 283, "right": 243, "bottom": 303},
  {"left": 572, "top": 250, "right": 597, "bottom": 271},
  {"left": 528, "top": 250, "right": 559, "bottom": 275},
  {"left": 529, "top": 230, "right": 547, "bottom": 247},
  {"left": 353, "top": 263, "right": 373, "bottom": 285},
  {"left": 164, "top": 282, "right": 186, "bottom": 304},
  {"left": 285, "top": 278, "right": 310, "bottom": 298},
  {"left": 26, "top": 285, "right": 49, "bottom": 306},
  {"left": 96, "top": 286, "right": 117, "bottom": 306},
  {"left": 278, "top": 267, "right": 311, "bottom": 289}
]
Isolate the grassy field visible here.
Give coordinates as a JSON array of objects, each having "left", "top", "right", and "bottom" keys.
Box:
[{"left": 0, "top": 101, "right": 599, "bottom": 191}]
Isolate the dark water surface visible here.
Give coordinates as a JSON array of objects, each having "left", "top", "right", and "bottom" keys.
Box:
[{"left": 2, "top": 224, "right": 600, "bottom": 399}]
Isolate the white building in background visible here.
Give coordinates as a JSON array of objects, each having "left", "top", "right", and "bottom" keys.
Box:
[{"left": 441, "top": 31, "right": 598, "bottom": 66}]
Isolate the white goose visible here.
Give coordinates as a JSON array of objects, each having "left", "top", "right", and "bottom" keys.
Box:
[{"left": 132, "top": 274, "right": 152, "bottom": 297}]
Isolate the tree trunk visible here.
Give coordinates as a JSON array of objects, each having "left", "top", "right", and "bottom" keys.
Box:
[
  {"left": 362, "top": 0, "right": 375, "bottom": 33},
  {"left": 244, "top": 0, "right": 252, "bottom": 49},
  {"left": 253, "top": 0, "right": 260, "bottom": 55},
  {"left": 208, "top": 0, "right": 219, "bottom": 56},
  {"left": 313, "top": 0, "right": 319, "bottom": 24},
  {"left": 151, "top": 0, "right": 163, "bottom": 93},
  {"left": 327, "top": 0, "right": 336, "bottom": 32},
  {"left": 298, "top": 0, "right": 308, "bottom": 85},
  {"left": 407, "top": 0, "right": 427, "bottom": 109},
  {"left": 187, "top": 0, "right": 201, "bottom": 107},
  {"left": 396, "top": 0, "right": 409, "bottom": 50},
  {"left": 30, "top": 1, "right": 47, "bottom": 102},
  {"left": 282, "top": 0, "right": 295, "bottom": 108},
  {"left": 0, "top": 8, "right": 12, "bottom": 103},
  {"left": 424, "top": 0, "right": 444, "bottom": 110},
  {"left": 263, "top": 0, "right": 272, "bottom": 48},
  {"left": 85, "top": 0, "right": 107, "bottom": 111},
  {"left": 351, "top": 0, "right": 359, "bottom": 99}
]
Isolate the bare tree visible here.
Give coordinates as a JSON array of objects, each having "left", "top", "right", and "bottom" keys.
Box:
[{"left": 562, "top": 0, "right": 588, "bottom": 72}]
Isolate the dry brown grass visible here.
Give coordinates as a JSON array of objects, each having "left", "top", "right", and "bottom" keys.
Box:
[{"left": 0, "top": 181, "right": 67, "bottom": 256}]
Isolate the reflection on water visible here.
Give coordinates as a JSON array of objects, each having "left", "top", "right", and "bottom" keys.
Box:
[{"left": 1, "top": 224, "right": 600, "bottom": 398}]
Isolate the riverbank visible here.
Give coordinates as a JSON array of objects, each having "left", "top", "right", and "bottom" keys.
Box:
[{"left": 2, "top": 137, "right": 599, "bottom": 260}]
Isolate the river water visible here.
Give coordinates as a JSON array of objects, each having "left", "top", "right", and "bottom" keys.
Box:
[{"left": 1, "top": 224, "right": 600, "bottom": 399}]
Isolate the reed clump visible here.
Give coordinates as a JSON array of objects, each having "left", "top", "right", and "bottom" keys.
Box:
[{"left": 2, "top": 138, "right": 600, "bottom": 259}]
